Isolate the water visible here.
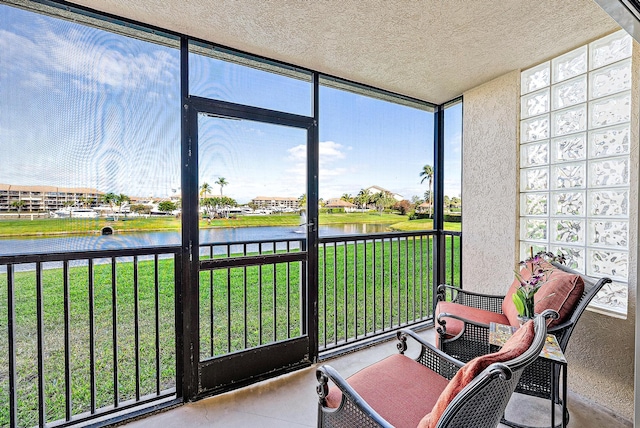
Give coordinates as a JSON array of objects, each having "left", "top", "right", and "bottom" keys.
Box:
[{"left": 0, "top": 223, "right": 393, "bottom": 257}]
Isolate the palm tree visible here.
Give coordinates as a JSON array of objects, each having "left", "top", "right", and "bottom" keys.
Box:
[
  {"left": 220, "top": 196, "right": 236, "bottom": 218},
  {"left": 341, "top": 193, "right": 354, "bottom": 203},
  {"left": 356, "top": 188, "right": 371, "bottom": 210},
  {"left": 372, "top": 191, "right": 394, "bottom": 214},
  {"left": 79, "top": 196, "right": 93, "bottom": 208},
  {"left": 298, "top": 193, "right": 307, "bottom": 211},
  {"left": 419, "top": 164, "right": 434, "bottom": 217},
  {"left": 215, "top": 177, "right": 228, "bottom": 196},
  {"left": 101, "top": 192, "right": 117, "bottom": 214},
  {"left": 115, "top": 194, "right": 130, "bottom": 216},
  {"left": 11, "top": 200, "right": 25, "bottom": 219},
  {"left": 200, "top": 182, "right": 212, "bottom": 200}
]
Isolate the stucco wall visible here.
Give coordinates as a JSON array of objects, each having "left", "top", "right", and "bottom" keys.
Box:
[
  {"left": 462, "top": 62, "right": 636, "bottom": 421},
  {"left": 461, "top": 70, "right": 520, "bottom": 294}
]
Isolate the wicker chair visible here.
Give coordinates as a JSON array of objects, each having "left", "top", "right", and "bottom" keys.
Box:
[
  {"left": 316, "top": 311, "right": 556, "bottom": 428},
  {"left": 435, "top": 262, "right": 611, "bottom": 426}
]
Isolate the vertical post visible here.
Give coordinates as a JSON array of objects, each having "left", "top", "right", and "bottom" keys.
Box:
[
  {"left": 110, "top": 258, "right": 119, "bottom": 407},
  {"left": 433, "top": 104, "right": 446, "bottom": 313},
  {"left": 133, "top": 256, "right": 140, "bottom": 401},
  {"left": 306, "top": 72, "right": 320, "bottom": 363},
  {"left": 63, "top": 261, "right": 72, "bottom": 421},
  {"left": 179, "top": 35, "right": 198, "bottom": 401},
  {"left": 7, "top": 265, "right": 17, "bottom": 428},
  {"left": 89, "top": 259, "right": 96, "bottom": 412},
  {"left": 154, "top": 255, "right": 161, "bottom": 396},
  {"left": 36, "top": 262, "right": 46, "bottom": 424}
]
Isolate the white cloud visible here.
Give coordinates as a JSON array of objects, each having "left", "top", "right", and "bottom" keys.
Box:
[
  {"left": 280, "top": 140, "right": 354, "bottom": 200},
  {"left": 22, "top": 71, "right": 53, "bottom": 88},
  {"left": 287, "top": 144, "right": 306, "bottom": 161},
  {"left": 319, "top": 141, "right": 350, "bottom": 177},
  {"left": 319, "top": 167, "right": 348, "bottom": 177},
  {"left": 319, "top": 141, "right": 347, "bottom": 159},
  {"left": 2, "top": 25, "right": 178, "bottom": 93}
]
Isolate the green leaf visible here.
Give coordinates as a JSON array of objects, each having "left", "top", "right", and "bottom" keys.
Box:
[{"left": 512, "top": 293, "right": 525, "bottom": 316}]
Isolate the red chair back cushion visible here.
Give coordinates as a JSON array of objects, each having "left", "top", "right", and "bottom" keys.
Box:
[
  {"left": 503, "top": 262, "right": 584, "bottom": 328},
  {"left": 502, "top": 264, "right": 532, "bottom": 326},
  {"left": 534, "top": 269, "right": 584, "bottom": 327}
]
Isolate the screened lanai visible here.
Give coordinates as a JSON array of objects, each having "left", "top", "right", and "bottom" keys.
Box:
[{"left": 0, "top": 0, "right": 637, "bottom": 427}]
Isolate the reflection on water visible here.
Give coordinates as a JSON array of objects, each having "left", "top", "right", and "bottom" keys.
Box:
[{"left": 0, "top": 223, "right": 392, "bottom": 256}]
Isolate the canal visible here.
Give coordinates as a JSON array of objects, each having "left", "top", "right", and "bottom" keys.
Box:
[{"left": 0, "top": 223, "right": 393, "bottom": 256}]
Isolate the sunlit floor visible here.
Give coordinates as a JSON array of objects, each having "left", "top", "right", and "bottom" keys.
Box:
[{"left": 120, "top": 328, "right": 631, "bottom": 428}]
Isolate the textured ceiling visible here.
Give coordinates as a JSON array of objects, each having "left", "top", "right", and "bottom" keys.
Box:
[{"left": 67, "top": 0, "right": 619, "bottom": 104}]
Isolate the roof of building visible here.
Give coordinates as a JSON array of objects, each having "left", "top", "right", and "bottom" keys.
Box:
[
  {"left": 365, "top": 185, "right": 403, "bottom": 200},
  {"left": 325, "top": 199, "right": 357, "bottom": 208},
  {"left": 0, "top": 183, "right": 104, "bottom": 194},
  {"left": 252, "top": 196, "right": 299, "bottom": 201}
]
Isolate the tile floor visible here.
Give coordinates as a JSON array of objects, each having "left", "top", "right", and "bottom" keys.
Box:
[{"left": 120, "top": 328, "right": 631, "bottom": 428}]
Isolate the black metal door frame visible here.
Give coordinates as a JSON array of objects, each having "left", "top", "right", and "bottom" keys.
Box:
[{"left": 180, "top": 86, "right": 318, "bottom": 399}]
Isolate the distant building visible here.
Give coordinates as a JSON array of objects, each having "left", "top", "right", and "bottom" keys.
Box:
[
  {"left": 416, "top": 201, "right": 431, "bottom": 213},
  {"left": 365, "top": 185, "right": 403, "bottom": 201},
  {"left": 0, "top": 183, "right": 103, "bottom": 213},
  {"left": 324, "top": 198, "right": 357, "bottom": 212},
  {"left": 251, "top": 196, "right": 300, "bottom": 210}
]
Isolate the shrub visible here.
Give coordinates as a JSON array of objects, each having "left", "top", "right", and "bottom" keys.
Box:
[
  {"left": 444, "top": 214, "right": 462, "bottom": 223},
  {"left": 393, "top": 200, "right": 413, "bottom": 215},
  {"left": 409, "top": 212, "right": 431, "bottom": 220}
]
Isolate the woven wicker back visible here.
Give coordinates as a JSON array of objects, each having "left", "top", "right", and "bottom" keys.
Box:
[{"left": 435, "top": 311, "right": 552, "bottom": 428}]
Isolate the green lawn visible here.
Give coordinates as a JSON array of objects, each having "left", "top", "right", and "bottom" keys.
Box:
[
  {"left": 0, "top": 216, "right": 180, "bottom": 237},
  {"left": 389, "top": 218, "right": 462, "bottom": 232}
]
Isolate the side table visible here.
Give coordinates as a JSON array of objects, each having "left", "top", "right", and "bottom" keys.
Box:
[{"left": 489, "top": 322, "right": 568, "bottom": 428}]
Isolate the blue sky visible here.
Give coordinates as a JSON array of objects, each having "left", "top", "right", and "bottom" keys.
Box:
[{"left": 0, "top": 4, "right": 461, "bottom": 205}]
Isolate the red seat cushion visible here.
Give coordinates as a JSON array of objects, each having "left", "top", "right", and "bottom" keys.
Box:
[
  {"left": 325, "top": 354, "right": 450, "bottom": 428},
  {"left": 435, "top": 301, "right": 510, "bottom": 346},
  {"left": 418, "top": 320, "right": 536, "bottom": 428}
]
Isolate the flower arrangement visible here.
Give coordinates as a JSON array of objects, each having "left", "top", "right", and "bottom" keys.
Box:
[{"left": 512, "top": 250, "right": 566, "bottom": 320}]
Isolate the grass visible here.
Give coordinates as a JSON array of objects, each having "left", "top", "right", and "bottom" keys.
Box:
[
  {"left": 0, "top": 231, "right": 461, "bottom": 426},
  {"left": 0, "top": 217, "right": 180, "bottom": 238},
  {"left": 198, "top": 262, "right": 304, "bottom": 358},
  {"left": 0, "top": 212, "right": 461, "bottom": 238},
  {"left": 319, "top": 237, "right": 436, "bottom": 346},
  {"left": 388, "top": 218, "right": 462, "bottom": 232}
]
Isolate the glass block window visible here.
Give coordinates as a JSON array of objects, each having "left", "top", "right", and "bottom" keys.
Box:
[{"left": 520, "top": 30, "right": 631, "bottom": 316}]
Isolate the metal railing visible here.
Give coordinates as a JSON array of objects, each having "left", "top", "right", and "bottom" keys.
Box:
[
  {"left": 442, "top": 230, "right": 463, "bottom": 289},
  {"left": 0, "top": 247, "right": 180, "bottom": 428},
  {"left": 198, "top": 238, "right": 306, "bottom": 360},
  {"left": 317, "top": 230, "right": 462, "bottom": 353},
  {"left": 1, "top": 230, "right": 462, "bottom": 426}
]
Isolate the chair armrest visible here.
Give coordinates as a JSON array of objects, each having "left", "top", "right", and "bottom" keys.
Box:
[
  {"left": 545, "top": 318, "right": 575, "bottom": 350},
  {"left": 437, "top": 284, "right": 505, "bottom": 312},
  {"left": 436, "top": 312, "right": 491, "bottom": 331},
  {"left": 435, "top": 313, "right": 494, "bottom": 362},
  {"left": 546, "top": 318, "right": 573, "bottom": 335},
  {"left": 435, "top": 312, "right": 493, "bottom": 348},
  {"left": 316, "top": 365, "right": 395, "bottom": 428},
  {"left": 396, "top": 328, "right": 464, "bottom": 379}
]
